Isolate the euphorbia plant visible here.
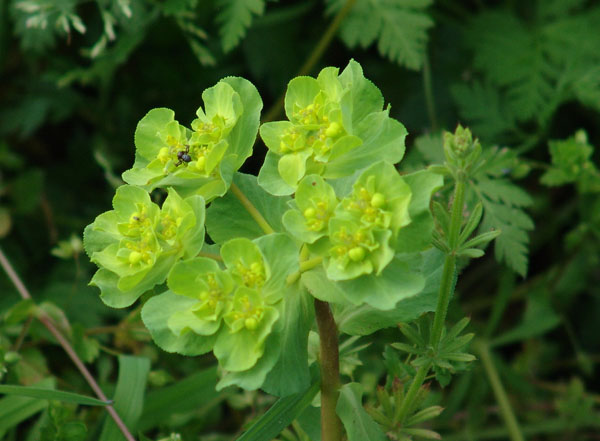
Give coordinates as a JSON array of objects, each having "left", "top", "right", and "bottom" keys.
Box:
[{"left": 84, "top": 60, "right": 499, "bottom": 441}]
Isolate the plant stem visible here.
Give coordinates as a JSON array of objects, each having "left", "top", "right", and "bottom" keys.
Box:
[
  {"left": 314, "top": 299, "right": 343, "bottom": 441},
  {"left": 286, "top": 256, "right": 324, "bottom": 285},
  {"left": 430, "top": 176, "right": 465, "bottom": 348},
  {"left": 396, "top": 363, "right": 430, "bottom": 423},
  {"left": 0, "top": 247, "right": 137, "bottom": 441},
  {"left": 230, "top": 182, "right": 275, "bottom": 235},
  {"left": 474, "top": 340, "right": 525, "bottom": 441},
  {"left": 396, "top": 176, "right": 466, "bottom": 422},
  {"left": 262, "top": 0, "right": 357, "bottom": 123},
  {"left": 422, "top": 54, "right": 438, "bottom": 131}
]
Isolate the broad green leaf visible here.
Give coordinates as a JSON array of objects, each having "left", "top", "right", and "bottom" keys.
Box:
[
  {"left": 217, "top": 329, "right": 281, "bottom": 391},
  {"left": 142, "top": 291, "right": 218, "bottom": 356},
  {"left": 393, "top": 169, "right": 444, "bottom": 253},
  {"left": 257, "top": 150, "right": 296, "bottom": 196},
  {"left": 220, "top": 76, "right": 264, "bottom": 169},
  {"left": 324, "top": 110, "right": 407, "bottom": 178},
  {"left": 0, "top": 385, "right": 109, "bottom": 406},
  {"left": 336, "top": 248, "right": 445, "bottom": 335},
  {"left": 206, "top": 172, "right": 290, "bottom": 243},
  {"left": 99, "top": 355, "right": 150, "bottom": 441},
  {"left": 255, "top": 233, "right": 300, "bottom": 304},
  {"left": 236, "top": 381, "right": 320, "bottom": 441},
  {"left": 336, "top": 383, "right": 387, "bottom": 441},
  {"left": 261, "top": 283, "right": 313, "bottom": 396},
  {"left": 338, "top": 59, "right": 384, "bottom": 131},
  {"left": 284, "top": 76, "right": 321, "bottom": 122},
  {"left": 0, "top": 378, "right": 54, "bottom": 436},
  {"left": 139, "top": 367, "right": 223, "bottom": 431}
]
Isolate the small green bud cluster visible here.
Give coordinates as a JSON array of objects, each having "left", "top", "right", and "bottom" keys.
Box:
[
  {"left": 165, "top": 238, "right": 279, "bottom": 372},
  {"left": 442, "top": 125, "right": 482, "bottom": 177}
]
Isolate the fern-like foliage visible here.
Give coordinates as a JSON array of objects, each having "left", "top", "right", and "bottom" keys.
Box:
[
  {"left": 454, "top": 3, "right": 600, "bottom": 140},
  {"left": 217, "top": 0, "right": 265, "bottom": 53},
  {"left": 326, "top": 0, "right": 434, "bottom": 70},
  {"left": 471, "top": 147, "right": 534, "bottom": 276}
]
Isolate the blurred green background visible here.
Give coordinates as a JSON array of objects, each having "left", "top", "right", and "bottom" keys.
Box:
[{"left": 1, "top": 0, "right": 599, "bottom": 440}]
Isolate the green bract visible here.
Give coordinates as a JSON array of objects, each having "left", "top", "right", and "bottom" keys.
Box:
[
  {"left": 258, "top": 60, "right": 407, "bottom": 195},
  {"left": 122, "top": 77, "right": 262, "bottom": 202},
  {"left": 282, "top": 175, "right": 338, "bottom": 244},
  {"left": 83, "top": 185, "right": 205, "bottom": 308},
  {"left": 85, "top": 62, "right": 447, "bottom": 397},
  {"left": 142, "top": 234, "right": 299, "bottom": 383}
]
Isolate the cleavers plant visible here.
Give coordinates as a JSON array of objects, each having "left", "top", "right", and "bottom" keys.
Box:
[{"left": 83, "top": 60, "right": 500, "bottom": 441}]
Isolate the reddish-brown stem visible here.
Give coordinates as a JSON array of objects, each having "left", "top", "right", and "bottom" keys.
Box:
[
  {"left": 314, "top": 299, "right": 343, "bottom": 441},
  {"left": 0, "top": 247, "right": 137, "bottom": 441}
]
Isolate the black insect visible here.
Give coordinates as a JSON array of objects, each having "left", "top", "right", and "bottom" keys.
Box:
[{"left": 174, "top": 145, "right": 192, "bottom": 167}]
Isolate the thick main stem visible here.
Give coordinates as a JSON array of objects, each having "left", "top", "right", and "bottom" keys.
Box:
[
  {"left": 0, "top": 248, "right": 137, "bottom": 441},
  {"left": 314, "top": 299, "right": 343, "bottom": 441}
]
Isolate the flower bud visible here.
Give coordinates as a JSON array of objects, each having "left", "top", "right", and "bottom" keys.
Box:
[{"left": 349, "top": 246, "right": 366, "bottom": 262}]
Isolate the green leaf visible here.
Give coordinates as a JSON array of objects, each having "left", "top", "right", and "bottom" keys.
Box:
[
  {"left": 99, "top": 355, "right": 150, "bottom": 441},
  {"left": 0, "top": 378, "right": 54, "bottom": 437},
  {"left": 491, "top": 291, "right": 561, "bottom": 347},
  {"left": 261, "top": 283, "right": 313, "bottom": 397},
  {"left": 0, "top": 385, "right": 109, "bottom": 406},
  {"left": 335, "top": 248, "right": 445, "bottom": 335},
  {"left": 328, "top": 0, "right": 434, "bottom": 70},
  {"left": 236, "top": 381, "right": 320, "bottom": 441},
  {"left": 336, "top": 383, "right": 387, "bottom": 441},
  {"left": 139, "top": 367, "right": 222, "bottom": 431},
  {"left": 304, "top": 255, "right": 425, "bottom": 311},
  {"left": 217, "top": 0, "right": 265, "bottom": 52},
  {"left": 206, "top": 172, "right": 290, "bottom": 243},
  {"left": 450, "top": 81, "right": 516, "bottom": 142},
  {"left": 324, "top": 110, "right": 407, "bottom": 178},
  {"left": 142, "top": 291, "right": 218, "bottom": 356},
  {"left": 393, "top": 169, "right": 444, "bottom": 253}
]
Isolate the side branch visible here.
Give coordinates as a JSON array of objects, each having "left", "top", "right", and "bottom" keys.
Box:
[{"left": 230, "top": 182, "right": 275, "bottom": 235}]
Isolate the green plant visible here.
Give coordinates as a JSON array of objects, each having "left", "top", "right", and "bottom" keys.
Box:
[{"left": 80, "top": 60, "right": 503, "bottom": 441}]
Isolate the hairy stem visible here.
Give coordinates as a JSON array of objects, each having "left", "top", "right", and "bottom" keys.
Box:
[
  {"left": 396, "top": 363, "right": 430, "bottom": 423},
  {"left": 0, "top": 247, "right": 137, "bottom": 441},
  {"left": 396, "top": 177, "right": 466, "bottom": 422},
  {"left": 230, "top": 182, "right": 275, "bottom": 235},
  {"left": 262, "top": 0, "right": 357, "bottom": 123},
  {"left": 314, "top": 299, "right": 343, "bottom": 441},
  {"left": 430, "top": 176, "right": 465, "bottom": 348},
  {"left": 474, "top": 340, "right": 525, "bottom": 441}
]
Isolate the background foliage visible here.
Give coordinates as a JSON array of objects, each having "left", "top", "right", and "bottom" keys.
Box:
[{"left": 1, "top": 0, "right": 599, "bottom": 440}]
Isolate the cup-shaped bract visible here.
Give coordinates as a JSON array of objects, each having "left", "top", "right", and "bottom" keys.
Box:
[
  {"left": 122, "top": 77, "right": 262, "bottom": 202},
  {"left": 83, "top": 185, "right": 205, "bottom": 308},
  {"left": 142, "top": 234, "right": 298, "bottom": 382},
  {"left": 282, "top": 175, "right": 338, "bottom": 244},
  {"left": 258, "top": 60, "right": 406, "bottom": 195},
  {"left": 166, "top": 257, "right": 235, "bottom": 337},
  {"left": 337, "top": 161, "right": 412, "bottom": 235},
  {"left": 326, "top": 218, "right": 394, "bottom": 281}
]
